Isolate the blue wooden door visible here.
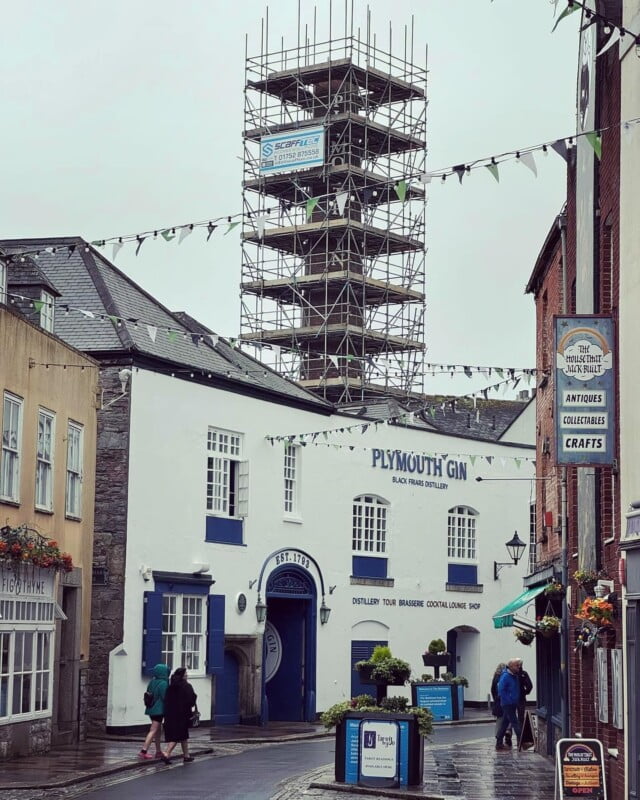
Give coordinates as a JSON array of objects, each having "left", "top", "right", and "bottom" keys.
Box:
[
  {"left": 215, "top": 650, "right": 240, "bottom": 724},
  {"left": 266, "top": 598, "right": 305, "bottom": 721},
  {"left": 351, "top": 640, "right": 388, "bottom": 699}
]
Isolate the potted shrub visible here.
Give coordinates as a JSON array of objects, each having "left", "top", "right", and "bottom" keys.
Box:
[
  {"left": 421, "top": 638, "right": 451, "bottom": 677},
  {"left": 536, "top": 615, "right": 561, "bottom": 638},
  {"left": 355, "top": 645, "right": 411, "bottom": 704},
  {"left": 514, "top": 628, "right": 536, "bottom": 646}
]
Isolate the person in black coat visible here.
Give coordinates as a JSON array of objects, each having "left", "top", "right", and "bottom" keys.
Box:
[
  {"left": 161, "top": 667, "right": 198, "bottom": 764},
  {"left": 515, "top": 657, "right": 533, "bottom": 726}
]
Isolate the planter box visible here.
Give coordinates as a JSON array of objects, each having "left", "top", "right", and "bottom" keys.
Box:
[
  {"left": 334, "top": 711, "right": 424, "bottom": 787},
  {"left": 411, "top": 682, "right": 464, "bottom": 722},
  {"left": 421, "top": 653, "right": 452, "bottom": 679},
  {"left": 357, "top": 664, "right": 408, "bottom": 703}
]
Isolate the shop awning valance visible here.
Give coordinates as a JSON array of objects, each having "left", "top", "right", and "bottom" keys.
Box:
[{"left": 492, "top": 585, "right": 546, "bottom": 629}]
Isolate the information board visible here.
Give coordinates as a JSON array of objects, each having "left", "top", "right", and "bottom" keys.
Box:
[
  {"left": 554, "top": 316, "right": 615, "bottom": 466},
  {"left": 358, "top": 719, "right": 399, "bottom": 788},
  {"left": 556, "top": 738, "right": 607, "bottom": 799},
  {"left": 259, "top": 127, "right": 325, "bottom": 176}
]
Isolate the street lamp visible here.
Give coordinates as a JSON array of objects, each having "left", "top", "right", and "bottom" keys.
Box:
[{"left": 494, "top": 531, "right": 527, "bottom": 580}]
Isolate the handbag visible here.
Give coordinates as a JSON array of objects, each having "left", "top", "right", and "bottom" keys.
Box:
[
  {"left": 143, "top": 690, "right": 154, "bottom": 708},
  {"left": 189, "top": 705, "right": 201, "bottom": 728}
]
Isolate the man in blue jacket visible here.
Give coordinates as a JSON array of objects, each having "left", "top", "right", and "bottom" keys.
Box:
[{"left": 495, "top": 659, "right": 522, "bottom": 750}]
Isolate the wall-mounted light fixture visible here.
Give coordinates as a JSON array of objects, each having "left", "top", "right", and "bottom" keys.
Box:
[
  {"left": 140, "top": 565, "right": 152, "bottom": 582},
  {"left": 319, "top": 599, "right": 331, "bottom": 624},
  {"left": 494, "top": 531, "right": 527, "bottom": 580},
  {"left": 255, "top": 594, "right": 267, "bottom": 624}
]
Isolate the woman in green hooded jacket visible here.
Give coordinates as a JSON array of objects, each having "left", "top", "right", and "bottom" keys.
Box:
[{"left": 139, "top": 663, "right": 170, "bottom": 760}]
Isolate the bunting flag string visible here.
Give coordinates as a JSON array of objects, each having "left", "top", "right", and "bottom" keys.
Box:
[
  {"left": 552, "top": 0, "right": 640, "bottom": 53},
  {"left": 5, "top": 289, "right": 536, "bottom": 384},
  {"left": 264, "top": 436, "right": 534, "bottom": 468},
  {"left": 265, "top": 370, "right": 535, "bottom": 444},
  {"left": 3, "top": 111, "right": 640, "bottom": 265}
]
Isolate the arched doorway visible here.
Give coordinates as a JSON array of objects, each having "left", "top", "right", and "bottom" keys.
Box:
[
  {"left": 215, "top": 650, "right": 240, "bottom": 724},
  {"left": 263, "top": 565, "right": 317, "bottom": 722}
]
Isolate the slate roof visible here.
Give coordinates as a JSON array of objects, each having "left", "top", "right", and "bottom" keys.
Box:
[
  {"left": 0, "top": 237, "right": 331, "bottom": 411},
  {"left": 339, "top": 395, "right": 533, "bottom": 445},
  {"left": 6, "top": 256, "right": 61, "bottom": 295}
]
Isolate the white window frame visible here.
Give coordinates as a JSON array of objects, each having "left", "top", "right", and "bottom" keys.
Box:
[
  {"left": 35, "top": 409, "right": 55, "bottom": 512},
  {"left": 447, "top": 505, "right": 478, "bottom": 561},
  {"left": 528, "top": 501, "right": 537, "bottom": 574},
  {"left": 0, "top": 602, "right": 55, "bottom": 722},
  {"left": 40, "top": 290, "right": 54, "bottom": 333},
  {"left": 161, "top": 594, "right": 205, "bottom": 675},
  {"left": 284, "top": 443, "right": 301, "bottom": 518},
  {"left": 206, "top": 427, "right": 248, "bottom": 518},
  {"left": 352, "top": 495, "right": 388, "bottom": 554},
  {"left": 1, "top": 392, "right": 23, "bottom": 503},
  {"left": 0, "top": 260, "right": 6, "bottom": 303},
  {"left": 65, "top": 421, "right": 83, "bottom": 518}
]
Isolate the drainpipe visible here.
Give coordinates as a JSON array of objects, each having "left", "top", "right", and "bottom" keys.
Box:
[{"left": 559, "top": 210, "right": 570, "bottom": 739}]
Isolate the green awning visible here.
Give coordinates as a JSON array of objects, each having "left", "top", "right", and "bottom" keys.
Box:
[{"left": 492, "top": 585, "right": 546, "bottom": 629}]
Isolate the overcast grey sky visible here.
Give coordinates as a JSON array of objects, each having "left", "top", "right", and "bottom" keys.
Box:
[{"left": 0, "top": 1, "right": 578, "bottom": 395}]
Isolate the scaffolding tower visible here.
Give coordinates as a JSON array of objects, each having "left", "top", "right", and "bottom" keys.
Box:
[{"left": 240, "top": 7, "right": 427, "bottom": 403}]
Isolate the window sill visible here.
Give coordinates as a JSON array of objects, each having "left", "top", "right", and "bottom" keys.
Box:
[
  {"left": 350, "top": 576, "right": 394, "bottom": 588},
  {"left": 445, "top": 583, "right": 483, "bottom": 593},
  {"left": 35, "top": 507, "right": 54, "bottom": 516},
  {"left": 283, "top": 515, "right": 303, "bottom": 525},
  {"left": 65, "top": 513, "right": 82, "bottom": 522},
  {"left": 0, "top": 497, "right": 20, "bottom": 507}
]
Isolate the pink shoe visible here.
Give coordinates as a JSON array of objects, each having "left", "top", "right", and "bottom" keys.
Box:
[{"left": 138, "top": 750, "right": 155, "bottom": 760}]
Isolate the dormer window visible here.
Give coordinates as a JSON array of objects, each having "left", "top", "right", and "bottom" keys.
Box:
[{"left": 40, "top": 291, "right": 54, "bottom": 332}]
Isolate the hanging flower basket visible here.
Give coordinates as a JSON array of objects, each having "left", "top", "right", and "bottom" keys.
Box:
[
  {"left": 543, "top": 581, "right": 566, "bottom": 599},
  {"left": 576, "top": 597, "right": 614, "bottom": 626},
  {"left": 572, "top": 569, "right": 606, "bottom": 595},
  {"left": 0, "top": 525, "right": 73, "bottom": 573},
  {"left": 536, "top": 615, "right": 561, "bottom": 638},
  {"left": 514, "top": 628, "right": 536, "bottom": 646}
]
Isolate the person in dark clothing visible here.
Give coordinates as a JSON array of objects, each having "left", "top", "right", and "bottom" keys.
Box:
[
  {"left": 161, "top": 667, "right": 197, "bottom": 764},
  {"left": 490, "top": 662, "right": 506, "bottom": 741},
  {"left": 139, "top": 663, "right": 170, "bottom": 760}
]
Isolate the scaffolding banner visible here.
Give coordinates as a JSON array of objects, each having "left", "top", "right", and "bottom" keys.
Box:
[
  {"left": 554, "top": 315, "right": 616, "bottom": 466},
  {"left": 259, "top": 127, "right": 325, "bottom": 176}
]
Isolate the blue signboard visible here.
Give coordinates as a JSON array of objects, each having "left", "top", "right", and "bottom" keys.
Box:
[
  {"left": 554, "top": 316, "right": 615, "bottom": 466},
  {"left": 414, "top": 684, "right": 453, "bottom": 721},
  {"left": 259, "top": 127, "right": 325, "bottom": 176}
]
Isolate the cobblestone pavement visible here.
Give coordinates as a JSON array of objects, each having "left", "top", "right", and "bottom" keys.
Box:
[{"left": 270, "top": 740, "right": 556, "bottom": 800}]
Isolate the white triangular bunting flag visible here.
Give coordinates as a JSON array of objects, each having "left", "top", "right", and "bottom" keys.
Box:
[
  {"left": 256, "top": 215, "right": 268, "bottom": 239},
  {"left": 328, "top": 354, "right": 339, "bottom": 369},
  {"left": 419, "top": 173, "right": 433, "bottom": 184},
  {"left": 209, "top": 333, "right": 219, "bottom": 347},
  {"left": 79, "top": 309, "right": 95, "bottom": 319},
  {"left": 597, "top": 27, "right": 621, "bottom": 57},
  {"left": 335, "top": 192, "right": 348, "bottom": 216},
  {"left": 112, "top": 241, "right": 123, "bottom": 260},
  {"left": 178, "top": 226, "right": 194, "bottom": 244},
  {"left": 146, "top": 325, "right": 158, "bottom": 343},
  {"left": 519, "top": 151, "right": 538, "bottom": 176},
  {"left": 270, "top": 344, "right": 281, "bottom": 359}
]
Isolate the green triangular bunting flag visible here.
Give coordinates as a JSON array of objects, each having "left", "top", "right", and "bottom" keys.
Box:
[
  {"left": 161, "top": 229, "right": 176, "bottom": 241},
  {"left": 394, "top": 180, "right": 407, "bottom": 202},
  {"left": 469, "top": 454, "right": 477, "bottom": 466},
  {"left": 485, "top": 163, "right": 500, "bottom": 182},
  {"left": 552, "top": 3, "right": 579, "bottom": 33},
  {"left": 33, "top": 300, "right": 44, "bottom": 313},
  {"left": 225, "top": 221, "right": 241, "bottom": 236},
  {"left": 306, "top": 197, "right": 320, "bottom": 219},
  {"left": 107, "top": 315, "right": 119, "bottom": 326},
  {"left": 167, "top": 330, "right": 178, "bottom": 342},
  {"left": 585, "top": 131, "right": 602, "bottom": 160}
]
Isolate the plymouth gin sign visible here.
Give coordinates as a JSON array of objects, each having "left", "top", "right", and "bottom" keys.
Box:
[{"left": 554, "top": 316, "right": 615, "bottom": 466}]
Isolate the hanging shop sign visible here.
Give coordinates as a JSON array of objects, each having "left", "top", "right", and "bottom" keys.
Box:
[
  {"left": 554, "top": 316, "right": 616, "bottom": 466},
  {"left": 259, "top": 127, "right": 325, "bottom": 176},
  {"left": 556, "top": 738, "right": 606, "bottom": 799},
  {"left": 264, "top": 621, "right": 282, "bottom": 683}
]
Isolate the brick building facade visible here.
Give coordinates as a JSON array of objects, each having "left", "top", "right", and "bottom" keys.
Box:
[{"left": 525, "top": 2, "right": 624, "bottom": 796}]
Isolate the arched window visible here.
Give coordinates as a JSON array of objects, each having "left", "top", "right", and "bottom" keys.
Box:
[
  {"left": 352, "top": 495, "right": 388, "bottom": 554},
  {"left": 447, "top": 505, "right": 478, "bottom": 561}
]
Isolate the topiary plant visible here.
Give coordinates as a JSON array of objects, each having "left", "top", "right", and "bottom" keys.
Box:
[
  {"left": 427, "top": 638, "right": 447, "bottom": 655},
  {"left": 370, "top": 645, "right": 393, "bottom": 663}
]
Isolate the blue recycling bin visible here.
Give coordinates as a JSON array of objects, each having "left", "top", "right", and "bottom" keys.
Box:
[
  {"left": 334, "top": 711, "right": 424, "bottom": 787},
  {"left": 411, "top": 682, "right": 464, "bottom": 722}
]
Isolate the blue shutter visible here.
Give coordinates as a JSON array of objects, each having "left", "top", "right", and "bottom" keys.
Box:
[
  {"left": 142, "top": 591, "right": 163, "bottom": 676},
  {"left": 207, "top": 594, "right": 225, "bottom": 675}
]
